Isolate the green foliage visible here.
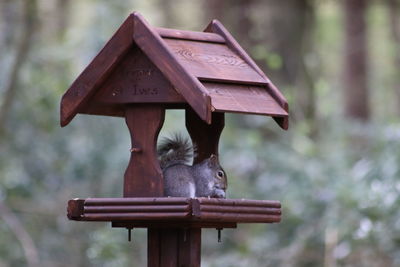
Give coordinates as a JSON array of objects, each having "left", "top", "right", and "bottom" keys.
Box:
[{"left": 1, "top": 0, "right": 400, "bottom": 266}]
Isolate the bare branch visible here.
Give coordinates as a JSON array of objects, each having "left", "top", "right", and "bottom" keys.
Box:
[
  {"left": 0, "top": 0, "right": 37, "bottom": 135},
  {"left": 0, "top": 201, "right": 39, "bottom": 267}
]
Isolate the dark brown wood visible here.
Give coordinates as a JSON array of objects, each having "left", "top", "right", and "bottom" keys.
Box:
[
  {"left": 148, "top": 229, "right": 161, "bottom": 267},
  {"left": 199, "top": 205, "right": 281, "bottom": 214},
  {"left": 203, "top": 82, "right": 288, "bottom": 117},
  {"left": 61, "top": 12, "right": 289, "bottom": 128},
  {"left": 185, "top": 107, "right": 224, "bottom": 164},
  {"left": 204, "top": 20, "right": 271, "bottom": 84},
  {"left": 159, "top": 229, "right": 178, "bottom": 267},
  {"left": 67, "top": 197, "right": 281, "bottom": 224},
  {"left": 112, "top": 221, "right": 237, "bottom": 229},
  {"left": 195, "top": 197, "right": 281, "bottom": 207},
  {"left": 93, "top": 46, "right": 185, "bottom": 105},
  {"left": 267, "top": 83, "right": 289, "bottom": 130},
  {"left": 84, "top": 205, "right": 190, "bottom": 213},
  {"left": 82, "top": 212, "right": 190, "bottom": 221},
  {"left": 164, "top": 38, "right": 266, "bottom": 84},
  {"left": 177, "top": 228, "right": 201, "bottom": 267},
  {"left": 67, "top": 199, "right": 84, "bottom": 220},
  {"left": 124, "top": 105, "right": 165, "bottom": 197},
  {"left": 60, "top": 14, "right": 134, "bottom": 127},
  {"left": 198, "top": 213, "right": 281, "bottom": 223},
  {"left": 204, "top": 19, "right": 289, "bottom": 130},
  {"left": 148, "top": 228, "right": 201, "bottom": 267},
  {"left": 156, "top": 27, "right": 225, "bottom": 43},
  {"left": 84, "top": 197, "right": 190, "bottom": 205},
  {"left": 191, "top": 198, "right": 281, "bottom": 223},
  {"left": 132, "top": 13, "right": 212, "bottom": 124}
]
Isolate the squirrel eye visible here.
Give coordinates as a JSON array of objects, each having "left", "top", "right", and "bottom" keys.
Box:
[{"left": 217, "top": 171, "right": 224, "bottom": 178}]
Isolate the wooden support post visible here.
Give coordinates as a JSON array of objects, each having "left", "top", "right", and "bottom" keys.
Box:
[
  {"left": 124, "top": 105, "right": 165, "bottom": 197},
  {"left": 185, "top": 108, "right": 224, "bottom": 164},
  {"left": 148, "top": 228, "right": 201, "bottom": 267}
]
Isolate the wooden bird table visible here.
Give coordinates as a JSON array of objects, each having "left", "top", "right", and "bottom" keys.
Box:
[
  {"left": 68, "top": 197, "right": 281, "bottom": 266},
  {"left": 61, "top": 12, "right": 288, "bottom": 267}
]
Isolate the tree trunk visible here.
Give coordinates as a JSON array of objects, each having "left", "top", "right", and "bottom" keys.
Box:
[
  {"left": 203, "top": 0, "right": 226, "bottom": 23},
  {"left": 387, "top": 0, "right": 400, "bottom": 117},
  {"left": 343, "top": 0, "right": 370, "bottom": 121},
  {"left": 159, "top": 0, "right": 179, "bottom": 28},
  {"left": 54, "top": 0, "right": 71, "bottom": 40},
  {"left": 234, "top": 0, "right": 254, "bottom": 49}
]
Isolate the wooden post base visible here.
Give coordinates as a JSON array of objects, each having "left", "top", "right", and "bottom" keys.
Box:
[{"left": 148, "top": 228, "right": 201, "bottom": 267}]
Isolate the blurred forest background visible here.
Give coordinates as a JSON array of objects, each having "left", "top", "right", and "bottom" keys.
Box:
[{"left": 1, "top": 0, "right": 400, "bottom": 266}]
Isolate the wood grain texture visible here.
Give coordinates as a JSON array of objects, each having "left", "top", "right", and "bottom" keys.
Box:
[
  {"left": 204, "top": 20, "right": 272, "bottom": 84},
  {"left": 198, "top": 213, "right": 281, "bottom": 223},
  {"left": 195, "top": 197, "right": 281, "bottom": 207},
  {"left": 123, "top": 105, "right": 165, "bottom": 197},
  {"left": 164, "top": 38, "right": 266, "bottom": 84},
  {"left": 156, "top": 27, "right": 225, "bottom": 43},
  {"left": 185, "top": 107, "right": 224, "bottom": 164},
  {"left": 148, "top": 229, "right": 161, "bottom": 267},
  {"left": 267, "top": 82, "right": 289, "bottom": 130},
  {"left": 84, "top": 197, "right": 190, "bottom": 205},
  {"left": 199, "top": 206, "right": 281, "bottom": 214},
  {"left": 204, "top": 19, "right": 289, "bottom": 129},
  {"left": 84, "top": 205, "right": 190, "bottom": 213},
  {"left": 159, "top": 229, "right": 179, "bottom": 267},
  {"left": 132, "top": 13, "right": 212, "bottom": 123},
  {"left": 177, "top": 228, "right": 201, "bottom": 267},
  {"left": 67, "top": 197, "right": 282, "bottom": 224},
  {"left": 67, "top": 199, "right": 84, "bottom": 220},
  {"left": 148, "top": 228, "right": 201, "bottom": 267},
  {"left": 60, "top": 14, "right": 134, "bottom": 126},
  {"left": 61, "top": 12, "right": 288, "bottom": 129},
  {"left": 203, "top": 82, "right": 288, "bottom": 117},
  {"left": 93, "top": 45, "right": 185, "bottom": 105},
  {"left": 82, "top": 212, "right": 190, "bottom": 221}
]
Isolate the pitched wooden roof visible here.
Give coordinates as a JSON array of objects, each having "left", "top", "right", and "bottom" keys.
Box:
[{"left": 60, "top": 12, "right": 289, "bottom": 129}]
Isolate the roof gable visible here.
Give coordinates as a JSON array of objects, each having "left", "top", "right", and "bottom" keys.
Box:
[
  {"left": 92, "top": 45, "right": 184, "bottom": 105},
  {"left": 60, "top": 12, "right": 288, "bottom": 129}
]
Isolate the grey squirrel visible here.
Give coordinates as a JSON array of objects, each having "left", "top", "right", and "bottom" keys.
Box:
[{"left": 158, "top": 135, "right": 227, "bottom": 198}]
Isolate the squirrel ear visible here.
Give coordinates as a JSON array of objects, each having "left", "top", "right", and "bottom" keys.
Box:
[{"left": 208, "top": 154, "right": 219, "bottom": 166}]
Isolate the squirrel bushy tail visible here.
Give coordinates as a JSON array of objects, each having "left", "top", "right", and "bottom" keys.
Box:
[{"left": 158, "top": 135, "right": 193, "bottom": 169}]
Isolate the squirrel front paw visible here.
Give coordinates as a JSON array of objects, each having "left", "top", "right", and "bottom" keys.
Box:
[{"left": 212, "top": 188, "right": 226, "bottom": 199}]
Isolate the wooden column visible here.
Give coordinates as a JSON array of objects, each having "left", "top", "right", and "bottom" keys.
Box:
[
  {"left": 185, "top": 108, "right": 224, "bottom": 164},
  {"left": 124, "top": 105, "right": 165, "bottom": 197},
  {"left": 148, "top": 228, "right": 201, "bottom": 267}
]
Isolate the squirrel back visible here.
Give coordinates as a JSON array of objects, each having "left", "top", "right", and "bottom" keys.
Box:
[{"left": 157, "top": 135, "right": 227, "bottom": 198}]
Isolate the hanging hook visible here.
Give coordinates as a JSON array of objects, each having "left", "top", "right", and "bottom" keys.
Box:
[
  {"left": 128, "top": 228, "right": 133, "bottom": 242},
  {"left": 217, "top": 228, "right": 222, "bottom": 243}
]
